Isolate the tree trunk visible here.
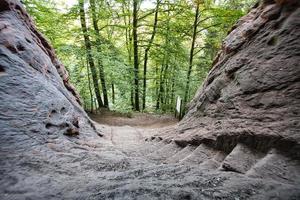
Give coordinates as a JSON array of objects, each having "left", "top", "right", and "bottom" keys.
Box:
[
  {"left": 78, "top": 0, "right": 104, "bottom": 108},
  {"left": 132, "top": 0, "right": 140, "bottom": 111},
  {"left": 122, "top": 2, "right": 134, "bottom": 109},
  {"left": 155, "top": 65, "right": 160, "bottom": 110},
  {"left": 142, "top": 0, "right": 160, "bottom": 110},
  {"left": 161, "top": 5, "right": 170, "bottom": 112},
  {"left": 130, "top": 88, "right": 134, "bottom": 109},
  {"left": 86, "top": 59, "right": 94, "bottom": 113},
  {"left": 162, "top": 62, "right": 169, "bottom": 112},
  {"left": 183, "top": 2, "right": 200, "bottom": 106},
  {"left": 156, "top": 64, "right": 164, "bottom": 110},
  {"left": 170, "top": 64, "right": 175, "bottom": 111},
  {"left": 112, "top": 83, "right": 115, "bottom": 104},
  {"left": 90, "top": 0, "right": 109, "bottom": 108}
]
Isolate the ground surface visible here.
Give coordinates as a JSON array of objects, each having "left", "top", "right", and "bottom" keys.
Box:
[
  {"left": 1, "top": 111, "right": 300, "bottom": 199},
  {"left": 1, "top": 0, "right": 300, "bottom": 199},
  {"left": 89, "top": 110, "right": 178, "bottom": 128},
  {"left": 90, "top": 111, "right": 178, "bottom": 156},
  {"left": 87, "top": 112, "right": 300, "bottom": 200}
]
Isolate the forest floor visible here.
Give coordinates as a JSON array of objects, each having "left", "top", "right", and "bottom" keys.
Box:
[{"left": 89, "top": 110, "right": 178, "bottom": 128}]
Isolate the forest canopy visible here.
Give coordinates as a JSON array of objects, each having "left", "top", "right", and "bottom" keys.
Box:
[{"left": 22, "top": 0, "right": 256, "bottom": 114}]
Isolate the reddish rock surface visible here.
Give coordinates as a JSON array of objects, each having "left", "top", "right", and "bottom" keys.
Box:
[
  {"left": 0, "top": 0, "right": 299, "bottom": 199},
  {"left": 171, "top": 0, "right": 300, "bottom": 157}
]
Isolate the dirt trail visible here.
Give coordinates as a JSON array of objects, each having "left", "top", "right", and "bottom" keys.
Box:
[
  {"left": 90, "top": 111, "right": 177, "bottom": 156},
  {"left": 109, "top": 126, "right": 142, "bottom": 151},
  {"left": 89, "top": 110, "right": 178, "bottom": 128}
]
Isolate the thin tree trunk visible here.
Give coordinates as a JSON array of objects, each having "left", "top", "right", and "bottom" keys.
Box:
[
  {"left": 78, "top": 0, "right": 104, "bottom": 108},
  {"left": 142, "top": 0, "right": 160, "bottom": 110},
  {"left": 170, "top": 64, "right": 176, "bottom": 111},
  {"left": 161, "top": 4, "right": 170, "bottom": 112},
  {"left": 156, "top": 64, "right": 164, "bottom": 110},
  {"left": 86, "top": 59, "right": 94, "bottom": 113},
  {"left": 183, "top": 2, "right": 200, "bottom": 106},
  {"left": 122, "top": 2, "right": 134, "bottom": 109},
  {"left": 90, "top": 0, "right": 109, "bottom": 108},
  {"left": 132, "top": 0, "right": 140, "bottom": 111},
  {"left": 162, "top": 62, "right": 169, "bottom": 112},
  {"left": 155, "top": 65, "right": 160, "bottom": 110},
  {"left": 130, "top": 89, "right": 134, "bottom": 109},
  {"left": 112, "top": 83, "right": 115, "bottom": 104},
  {"left": 94, "top": 99, "right": 97, "bottom": 113}
]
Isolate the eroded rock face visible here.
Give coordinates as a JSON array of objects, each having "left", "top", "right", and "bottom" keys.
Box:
[
  {"left": 0, "top": 0, "right": 300, "bottom": 199},
  {"left": 0, "top": 0, "right": 96, "bottom": 143},
  {"left": 173, "top": 0, "right": 300, "bottom": 157},
  {"left": 0, "top": 0, "right": 116, "bottom": 196},
  {"left": 149, "top": 0, "right": 300, "bottom": 197}
]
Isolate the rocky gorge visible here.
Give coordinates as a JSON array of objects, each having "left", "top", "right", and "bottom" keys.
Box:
[{"left": 0, "top": 0, "right": 299, "bottom": 199}]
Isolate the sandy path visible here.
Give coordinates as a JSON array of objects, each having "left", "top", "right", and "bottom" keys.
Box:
[
  {"left": 89, "top": 111, "right": 178, "bottom": 128},
  {"left": 109, "top": 126, "right": 143, "bottom": 152},
  {"left": 91, "top": 112, "right": 177, "bottom": 156}
]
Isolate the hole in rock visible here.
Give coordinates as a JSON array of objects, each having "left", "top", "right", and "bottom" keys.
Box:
[
  {"left": 60, "top": 107, "right": 67, "bottom": 114},
  {"left": 267, "top": 36, "right": 278, "bottom": 46},
  {"left": 6, "top": 45, "right": 18, "bottom": 53},
  {"left": 17, "top": 44, "right": 25, "bottom": 51},
  {"left": 206, "top": 76, "right": 215, "bottom": 86},
  {"left": 0, "top": 1, "right": 10, "bottom": 12},
  {"left": 179, "top": 194, "right": 192, "bottom": 200},
  {"left": 14, "top": 4, "right": 22, "bottom": 12},
  {"left": 0, "top": 65, "right": 5, "bottom": 73},
  {"left": 227, "top": 72, "right": 235, "bottom": 80},
  {"left": 25, "top": 38, "right": 32, "bottom": 44},
  {"left": 49, "top": 110, "right": 58, "bottom": 117},
  {"left": 45, "top": 123, "right": 53, "bottom": 129},
  {"left": 65, "top": 128, "right": 79, "bottom": 136}
]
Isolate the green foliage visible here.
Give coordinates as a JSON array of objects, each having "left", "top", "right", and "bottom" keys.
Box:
[{"left": 23, "top": 0, "right": 256, "bottom": 114}]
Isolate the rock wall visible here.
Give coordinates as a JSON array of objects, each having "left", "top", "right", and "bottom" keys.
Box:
[
  {"left": 0, "top": 2, "right": 127, "bottom": 198},
  {"left": 0, "top": 0, "right": 100, "bottom": 153},
  {"left": 172, "top": 0, "right": 300, "bottom": 158},
  {"left": 0, "top": 0, "right": 299, "bottom": 199}
]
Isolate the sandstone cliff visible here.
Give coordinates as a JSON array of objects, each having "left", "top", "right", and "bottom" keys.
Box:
[
  {"left": 174, "top": 0, "right": 300, "bottom": 159},
  {"left": 0, "top": 0, "right": 100, "bottom": 143}
]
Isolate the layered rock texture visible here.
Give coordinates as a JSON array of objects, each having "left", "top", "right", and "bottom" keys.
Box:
[
  {"left": 0, "top": 0, "right": 299, "bottom": 199},
  {"left": 175, "top": 0, "right": 300, "bottom": 156}
]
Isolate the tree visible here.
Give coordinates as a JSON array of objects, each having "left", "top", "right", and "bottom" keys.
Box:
[
  {"left": 24, "top": 0, "right": 255, "bottom": 115},
  {"left": 78, "top": 0, "right": 104, "bottom": 108},
  {"left": 142, "top": 0, "right": 160, "bottom": 111},
  {"left": 132, "top": 0, "right": 140, "bottom": 111},
  {"left": 90, "top": 0, "right": 109, "bottom": 108},
  {"left": 183, "top": 1, "right": 200, "bottom": 108}
]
